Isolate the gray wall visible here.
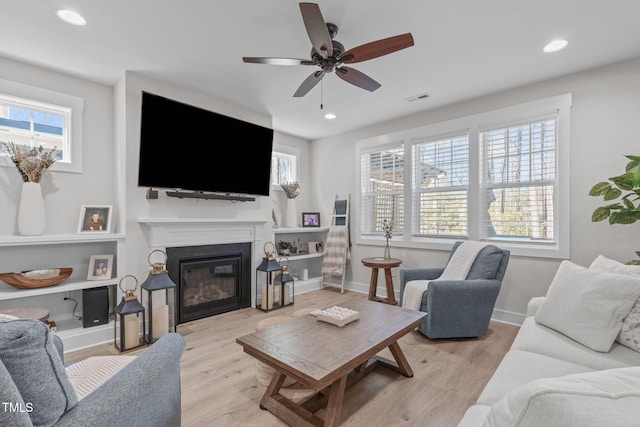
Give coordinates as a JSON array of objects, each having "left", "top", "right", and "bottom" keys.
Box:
[{"left": 310, "top": 57, "right": 640, "bottom": 322}]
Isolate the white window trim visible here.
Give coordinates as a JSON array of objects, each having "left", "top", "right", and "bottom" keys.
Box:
[
  {"left": 0, "top": 78, "right": 84, "bottom": 173},
  {"left": 356, "top": 94, "right": 572, "bottom": 259},
  {"left": 271, "top": 144, "right": 300, "bottom": 192}
]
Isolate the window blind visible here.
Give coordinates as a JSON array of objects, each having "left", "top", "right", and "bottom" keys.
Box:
[
  {"left": 481, "top": 119, "right": 556, "bottom": 240},
  {"left": 360, "top": 147, "right": 404, "bottom": 236},
  {"left": 413, "top": 134, "right": 469, "bottom": 237}
]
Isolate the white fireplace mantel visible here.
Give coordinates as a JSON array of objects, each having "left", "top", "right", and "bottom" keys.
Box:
[{"left": 138, "top": 218, "right": 268, "bottom": 248}]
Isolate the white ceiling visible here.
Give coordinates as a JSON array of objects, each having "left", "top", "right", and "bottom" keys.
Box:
[{"left": 2, "top": 1, "right": 640, "bottom": 141}]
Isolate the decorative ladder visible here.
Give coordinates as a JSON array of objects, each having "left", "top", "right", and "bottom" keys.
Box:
[{"left": 320, "top": 194, "right": 351, "bottom": 293}]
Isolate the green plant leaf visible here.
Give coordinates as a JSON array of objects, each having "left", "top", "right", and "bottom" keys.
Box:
[
  {"left": 589, "top": 182, "right": 611, "bottom": 196},
  {"left": 592, "top": 207, "right": 610, "bottom": 222},
  {"left": 635, "top": 250, "right": 640, "bottom": 258},
  {"left": 610, "top": 173, "right": 637, "bottom": 191},
  {"left": 603, "top": 187, "right": 622, "bottom": 201},
  {"left": 609, "top": 211, "right": 639, "bottom": 224},
  {"left": 624, "top": 198, "right": 635, "bottom": 209},
  {"left": 626, "top": 159, "right": 640, "bottom": 173}
]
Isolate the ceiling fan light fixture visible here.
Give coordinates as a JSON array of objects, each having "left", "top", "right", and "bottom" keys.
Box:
[
  {"left": 543, "top": 39, "right": 568, "bottom": 53},
  {"left": 324, "top": 113, "right": 337, "bottom": 120},
  {"left": 56, "top": 9, "right": 87, "bottom": 26}
]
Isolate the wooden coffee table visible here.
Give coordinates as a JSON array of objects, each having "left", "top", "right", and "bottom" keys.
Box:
[{"left": 236, "top": 298, "right": 425, "bottom": 426}]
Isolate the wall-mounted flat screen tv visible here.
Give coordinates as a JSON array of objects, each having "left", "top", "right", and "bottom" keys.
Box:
[{"left": 138, "top": 91, "right": 274, "bottom": 197}]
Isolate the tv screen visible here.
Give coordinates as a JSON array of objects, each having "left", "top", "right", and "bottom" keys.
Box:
[{"left": 138, "top": 91, "right": 274, "bottom": 197}]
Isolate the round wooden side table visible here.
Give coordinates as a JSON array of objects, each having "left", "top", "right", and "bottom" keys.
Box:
[{"left": 361, "top": 257, "right": 402, "bottom": 305}]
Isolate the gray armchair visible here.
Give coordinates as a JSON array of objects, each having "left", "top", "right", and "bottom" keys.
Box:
[
  {"left": 399, "top": 241, "right": 509, "bottom": 339},
  {"left": 0, "top": 318, "right": 185, "bottom": 427}
]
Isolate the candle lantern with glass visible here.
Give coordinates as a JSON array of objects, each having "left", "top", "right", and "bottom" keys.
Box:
[
  {"left": 141, "top": 249, "right": 177, "bottom": 344},
  {"left": 256, "top": 242, "right": 283, "bottom": 311},
  {"left": 114, "top": 274, "right": 146, "bottom": 353},
  {"left": 275, "top": 256, "right": 295, "bottom": 307}
]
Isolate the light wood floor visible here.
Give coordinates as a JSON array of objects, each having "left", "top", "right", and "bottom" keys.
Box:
[{"left": 66, "top": 289, "right": 519, "bottom": 426}]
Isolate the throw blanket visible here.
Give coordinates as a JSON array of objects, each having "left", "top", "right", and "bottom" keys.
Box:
[
  {"left": 401, "top": 241, "right": 490, "bottom": 311},
  {"left": 321, "top": 225, "right": 350, "bottom": 275}
]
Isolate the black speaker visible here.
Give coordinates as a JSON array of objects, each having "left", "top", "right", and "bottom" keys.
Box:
[{"left": 82, "top": 287, "right": 109, "bottom": 328}]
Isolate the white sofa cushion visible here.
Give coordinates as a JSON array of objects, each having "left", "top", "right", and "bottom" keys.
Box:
[
  {"left": 477, "top": 349, "right": 594, "bottom": 406},
  {"left": 535, "top": 260, "right": 640, "bottom": 352},
  {"left": 484, "top": 367, "right": 640, "bottom": 427},
  {"left": 457, "top": 405, "right": 491, "bottom": 427},
  {"left": 511, "top": 317, "right": 640, "bottom": 370},
  {"left": 590, "top": 255, "right": 640, "bottom": 352}
]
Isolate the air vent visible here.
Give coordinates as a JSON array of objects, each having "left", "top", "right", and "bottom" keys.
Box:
[{"left": 405, "top": 93, "right": 430, "bottom": 102}]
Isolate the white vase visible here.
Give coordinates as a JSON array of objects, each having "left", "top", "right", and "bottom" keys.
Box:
[
  {"left": 284, "top": 198, "right": 298, "bottom": 228},
  {"left": 18, "top": 182, "right": 46, "bottom": 236}
]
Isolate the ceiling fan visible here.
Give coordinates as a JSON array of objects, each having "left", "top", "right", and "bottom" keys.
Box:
[{"left": 242, "top": 2, "right": 414, "bottom": 97}]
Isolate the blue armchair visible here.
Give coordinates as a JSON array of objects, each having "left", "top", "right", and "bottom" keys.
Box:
[{"left": 399, "top": 242, "right": 510, "bottom": 339}]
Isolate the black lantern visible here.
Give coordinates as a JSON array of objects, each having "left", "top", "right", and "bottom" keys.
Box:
[
  {"left": 275, "top": 257, "right": 295, "bottom": 307},
  {"left": 256, "top": 242, "right": 282, "bottom": 311},
  {"left": 141, "top": 250, "right": 177, "bottom": 344},
  {"left": 114, "top": 275, "right": 146, "bottom": 353}
]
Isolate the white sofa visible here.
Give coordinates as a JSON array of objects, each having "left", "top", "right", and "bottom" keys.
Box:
[{"left": 458, "top": 257, "right": 640, "bottom": 427}]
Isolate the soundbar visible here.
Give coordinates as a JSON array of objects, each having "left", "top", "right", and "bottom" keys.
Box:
[{"left": 165, "top": 190, "right": 255, "bottom": 202}]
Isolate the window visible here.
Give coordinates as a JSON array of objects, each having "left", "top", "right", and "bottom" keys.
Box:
[
  {"left": 413, "top": 133, "right": 469, "bottom": 237},
  {"left": 272, "top": 151, "right": 296, "bottom": 185},
  {"left": 360, "top": 145, "right": 405, "bottom": 238},
  {"left": 0, "top": 79, "right": 83, "bottom": 173},
  {"left": 356, "top": 94, "right": 571, "bottom": 258},
  {"left": 481, "top": 118, "right": 557, "bottom": 242}
]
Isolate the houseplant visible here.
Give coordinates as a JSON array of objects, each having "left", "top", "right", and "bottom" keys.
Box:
[
  {"left": 589, "top": 154, "right": 640, "bottom": 264},
  {"left": 1, "top": 142, "right": 57, "bottom": 235}
]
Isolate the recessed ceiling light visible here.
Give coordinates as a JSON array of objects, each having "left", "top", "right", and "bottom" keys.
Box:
[
  {"left": 56, "top": 10, "right": 87, "bottom": 26},
  {"left": 543, "top": 39, "right": 568, "bottom": 53},
  {"left": 324, "top": 113, "right": 336, "bottom": 120}
]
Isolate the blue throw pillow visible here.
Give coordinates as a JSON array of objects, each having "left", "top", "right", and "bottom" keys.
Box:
[
  {"left": 0, "top": 358, "right": 33, "bottom": 427},
  {"left": 0, "top": 319, "right": 78, "bottom": 426}
]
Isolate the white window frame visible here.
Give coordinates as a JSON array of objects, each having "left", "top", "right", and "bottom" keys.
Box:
[
  {"left": 356, "top": 94, "right": 572, "bottom": 258},
  {"left": 0, "top": 78, "right": 84, "bottom": 173},
  {"left": 271, "top": 145, "right": 299, "bottom": 191}
]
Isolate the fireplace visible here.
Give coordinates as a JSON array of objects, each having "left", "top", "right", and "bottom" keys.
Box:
[{"left": 166, "top": 243, "right": 252, "bottom": 324}]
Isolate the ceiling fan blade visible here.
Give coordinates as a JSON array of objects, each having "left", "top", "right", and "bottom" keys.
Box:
[
  {"left": 243, "top": 57, "right": 315, "bottom": 66},
  {"left": 335, "top": 66, "right": 381, "bottom": 92},
  {"left": 299, "top": 3, "right": 333, "bottom": 58},
  {"left": 293, "top": 70, "right": 325, "bottom": 97},
  {"left": 339, "top": 33, "right": 414, "bottom": 64}
]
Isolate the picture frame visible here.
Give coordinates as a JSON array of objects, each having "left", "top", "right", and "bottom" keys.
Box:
[
  {"left": 87, "top": 254, "right": 114, "bottom": 280},
  {"left": 78, "top": 205, "right": 112, "bottom": 233},
  {"left": 302, "top": 212, "right": 320, "bottom": 227},
  {"left": 308, "top": 241, "right": 323, "bottom": 253}
]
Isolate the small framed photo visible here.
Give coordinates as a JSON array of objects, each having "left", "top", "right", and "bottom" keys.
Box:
[
  {"left": 308, "top": 241, "right": 323, "bottom": 253},
  {"left": 87, "top": 255, "right": 114, "bottom": 280},
  {"left": 302, "top": 212, "right": 320, "bottom": 227},
  {"left": 78, "top": 205, "right": 112, "bottom": 233}
]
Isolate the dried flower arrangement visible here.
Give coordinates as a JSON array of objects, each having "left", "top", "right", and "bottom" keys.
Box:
[
  {"left": 382, "top": 219, "right": 394, "bottom": 239},
  {"left": 1, "top": 142, "right": 57, "bottom": 183},
  {"left": 382, "top": 219, "right": 394, "bottom": 259},
  {"left": 281, "top": 181, "right": 300, "bottom": 199}
]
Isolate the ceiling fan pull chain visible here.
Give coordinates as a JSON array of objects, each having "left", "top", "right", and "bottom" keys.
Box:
[{"left": 320, "top": 78, "right": 324, "bottom": 110}]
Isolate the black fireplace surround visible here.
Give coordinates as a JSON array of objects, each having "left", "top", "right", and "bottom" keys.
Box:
[{"left": 166, "top": 242, "right": 252, "bottom": 324}]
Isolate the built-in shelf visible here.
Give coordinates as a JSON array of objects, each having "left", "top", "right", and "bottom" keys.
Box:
[
  {"left": 0, "top": 233, "right": 125, "bottom": 247},
  {"left": 273, "top": 227, "right": 329, "bottom": 293},
  {"left": 0, "top": 279, "right": 117, "bottom": 301},
  {"left": 0, "top": 232, "right": 125, "bottom": 352},
  {"left": 273, "top": 226, "right": 329, "bottom": 234}
]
